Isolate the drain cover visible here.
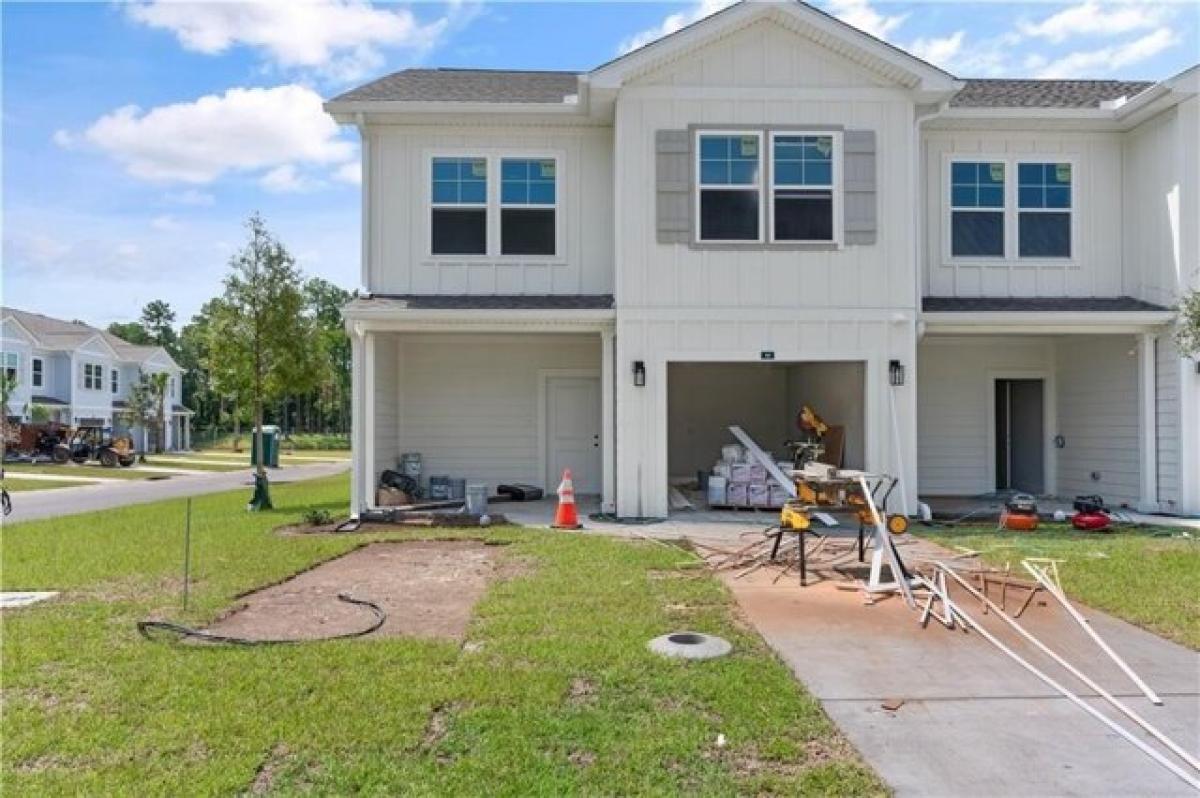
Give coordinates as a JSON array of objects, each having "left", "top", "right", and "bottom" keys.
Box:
[{"left": 648, "top": 631, "right": 732, "bottom": 660}]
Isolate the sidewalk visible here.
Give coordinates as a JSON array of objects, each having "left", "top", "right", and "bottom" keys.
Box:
[{"left": 3, "top": 461, "right": 349, "bottom": 524}]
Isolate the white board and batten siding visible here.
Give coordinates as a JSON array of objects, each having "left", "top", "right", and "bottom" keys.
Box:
[
  {"left": 369, "top": 333, "right": 600, "bottom": 495},
  {"left": 917, "top": 336, "right": 1055, "bottom": 496},
  {"left": 1054, "top": 336, "right": 1142, "bottom": 508},
  {"left": 364, "top": 124, "right": 613, "bottom": 297},
  {"left": 611, "top": 19, "right": 921, "bottom": 517},
  {"left": 1154, "top": 334, "right": 1181, "bottom": 511},
  {"left": 922, "top": 129, "right": 1123, "bottom": 298}
]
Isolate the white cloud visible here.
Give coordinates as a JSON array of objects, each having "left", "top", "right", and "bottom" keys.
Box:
[
  {"left": 333, "top": 161, "right": 361, "bottom": 186},
  {"left": 65, "top": 84, "right": 354, "bottom": 184},
  {"left": 259, "top": 164, "right": 322, "bottom": 193},
  {"left": 908, "top": 30, "right": 965, "bottom": 68},
  {"left": 618, "top": 0, "right": 736, "bottom": 55},
  {"left": 151, "top": 214, "right": 181, "bottom": 231},
  {"left": 1019, "top": 1, "right": 1169, "bottom": 44},
  {"left": 1035, "top": 27, "right": 1179, "bottom": 78},
  {"left": 824, "top": 0, "right": 907, "bottom": 41},
  {"left": 165, "top": 189, "right": 215, "bottom": 206},
  {"left": 126, "top": 0, "right": 479, "bottom": 82}
]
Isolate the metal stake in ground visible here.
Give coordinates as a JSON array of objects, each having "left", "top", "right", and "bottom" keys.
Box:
[{"left": 182, "top": 497, "right": 192, "bottom": 612}]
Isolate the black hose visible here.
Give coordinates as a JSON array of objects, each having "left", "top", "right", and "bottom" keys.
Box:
[{"left": 137, "top": 592, "right": 386, "bottom": 646}]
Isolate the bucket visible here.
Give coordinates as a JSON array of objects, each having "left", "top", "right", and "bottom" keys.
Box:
[
  {"left": 466, "top": 483, "right": 488, "bottom": 515},
  {"left": 429, "top": 476, "right": 466, "bottom": 501},
  {"left": 399, "top": 452, "right": 422, "bottom": 478}
]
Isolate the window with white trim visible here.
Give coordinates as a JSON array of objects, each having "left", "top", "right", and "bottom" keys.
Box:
[
  {"left": 771, "top": 133, "right": 837, "bottom": 243},
  {"left": 32, "top": 357, "right": 44, "bottom": 388},
  {"left": 111, "top": 368, "right": 119, "bottom": 394},
  {"left": 1018, "top": 162, "right": 1072, "bottom": 258},
  {"left": 2, "top": 352, "right": 18, "bottom": 384},
  {"left": 697, "top": 132, "right": 762, "bottom": 242},
  {"left": 82, "top": 362, "right": 103, "bottom": 390},
  {"left": 500, "top": 158, "right": 556, "bottom": 255},
  {"left": 950, "top": 161, "right": 1005, "bottom": 258},
  {"left": 430, "top": 157, "right": 487, "bottom": 255}
]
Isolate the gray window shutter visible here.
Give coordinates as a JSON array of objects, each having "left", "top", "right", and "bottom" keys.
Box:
[
  {"left": 656, "top": 129, "right": 690, "bottom": 244},
  {"left": 843, "top": 130, "right": 876, "bottom": 246}
]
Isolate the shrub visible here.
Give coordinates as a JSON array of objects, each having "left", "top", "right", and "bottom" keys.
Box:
[{"left": 301, "top": 508, "right": 333, "bottom": 526}]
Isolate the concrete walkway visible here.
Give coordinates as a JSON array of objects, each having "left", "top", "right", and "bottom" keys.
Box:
[
  {"left": 4, "top": 461, "right": 349, "bottom": 524},
  {"left": 722, "top": 550, "right": 1200, "bottom": 797}
]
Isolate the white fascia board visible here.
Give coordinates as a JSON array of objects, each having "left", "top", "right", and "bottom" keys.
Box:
[
  {"left": 325, "top": 100, "right": 586, "bottom": 122},
  {"left": 922, "top": 310, "right": 1175, "bottom": 334},
  {"left": 588, "top": 0, "right": 959, "bottom": 94},
  {"left": 345, "top": 307, "right": 615, "bottom": 333},
  {"left": 0, "top": 315, "right": 38, "bottom": 346},
  {"left": 75, "top": 334, "right": 122, "bottom": 360}
]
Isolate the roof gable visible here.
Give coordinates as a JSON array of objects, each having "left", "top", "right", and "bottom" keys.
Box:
[{"left": 588, "top": 0, "right": 959, "bottom": 96}]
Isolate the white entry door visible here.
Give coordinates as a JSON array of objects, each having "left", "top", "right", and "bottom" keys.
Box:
[{"left": 546, "top": 376, "right": 601, "bottom": 493}]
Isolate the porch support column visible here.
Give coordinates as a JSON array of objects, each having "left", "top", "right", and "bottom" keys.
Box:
[
  {"left": 364, "top": 331, "right": 377, "bottom": 510},
  {"left": 601, "top": 328, "right": 616, "bottom": 513},
  {"left": 350, "top": 324, "right": 365, "bottom": 519},
  {"left": 1137, "top": 331, "right": 1159, "bottom": 513}
]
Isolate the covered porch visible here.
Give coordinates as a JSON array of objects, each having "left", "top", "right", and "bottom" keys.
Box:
[
  {"left": 344, "top": 295, "right": 616, "bottom": 518},
  {"left": 918, "top": 299, "right": 1178, "bottom": 514}
]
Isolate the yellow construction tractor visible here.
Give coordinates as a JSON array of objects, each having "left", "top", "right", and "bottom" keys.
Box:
[{"left": 67, "top": 425, "right": 137, "bottom": 468}]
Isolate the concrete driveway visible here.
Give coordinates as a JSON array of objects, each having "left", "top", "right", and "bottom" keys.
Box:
[
  {"left": 4, "top": 461, "right": 349, "bottom": 523},
  {"left": 724, "top": 555, "right": 1200, "bottom": 797}
]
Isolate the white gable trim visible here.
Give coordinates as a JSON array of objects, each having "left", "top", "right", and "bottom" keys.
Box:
[
  {"left": 588, "top": 0, "right": 960, "bottom": 97},
  {"left": 1, "top": 315, "right": 38, "bottom": 347},
  {"left": 139, "top": 348, "right": 181, "bottom": 371},
  {"left": 75, "top": 334, "right": 122, "bottom": 360}
]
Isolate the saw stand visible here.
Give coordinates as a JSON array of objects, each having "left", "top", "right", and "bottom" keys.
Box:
[{"left": 853, "top": 473, "right": 917, "bottom": 608}]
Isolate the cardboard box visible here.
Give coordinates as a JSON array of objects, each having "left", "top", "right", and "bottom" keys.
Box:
[
  {"left": 748, "top": 482, "right": 771, "bottom": 507},
  {"left": 726, "top": 483, "right": 749, "bottom": 506},
  {"left": 706, "top": 476, "right": 728, "bottom": 506},
  {"left": 747, "top": 464, "right": 767, "bottom": 482},
  {"left": 730, "top": 463, "right": 753, "bottom": 483},
  {"left": 769, "top": 485, "right": 791, "bottom": 508},
  {"left": 712, "top": 461, "right": 732, "bottom": 479}
]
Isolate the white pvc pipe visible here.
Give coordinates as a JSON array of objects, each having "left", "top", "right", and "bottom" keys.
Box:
[
  {"left": 925, "top": 579, "right": 1200, "bottom": 791},
  {"left": 1024, "top": 561, "right": 1163, "bottom": 706},
  {"left": 938, "top": 563, "right": 1196, "bottom": 773}
]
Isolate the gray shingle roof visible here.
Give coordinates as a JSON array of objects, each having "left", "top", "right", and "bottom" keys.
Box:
[
  {"left": 951, "top": 79, "right": 1154, "bottom": 109},
  {"left": 349, "top": 294, "right": 614, "bottom": 311},
  {"left": 330, "top": 68, "right": 581, "bottom": 104},
  {"left": 922, "top": 297, "right": 1168, "bottom": 313},
  {"left": 1, "top": 306, "right": 174, "bottom": 361}
]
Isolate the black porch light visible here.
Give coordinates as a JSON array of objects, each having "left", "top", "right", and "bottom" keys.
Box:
[
  {"left": 633, "top": 360, "right": 646, "bottom": 387},
  {"left": 888, "top": 359, "right": 905, "bottom": 387}
]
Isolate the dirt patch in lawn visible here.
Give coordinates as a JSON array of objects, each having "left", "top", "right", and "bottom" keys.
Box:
[{"left": 204, "top": 541, "right": 508, "bottom": 641}]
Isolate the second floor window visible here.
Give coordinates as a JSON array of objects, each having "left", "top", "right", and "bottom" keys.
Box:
[
  {"left": 1018, "top": 163, "right": 1072, "bottom": 258},
  {"left": 501, "top": 158, "right": 556, "bottom": 255},
  {"left": 431, "top": 157, "right": 487, "bottom": 255},
  {"left": 111, "top": 368, "right": 119, "bottom": 394},
  {"left": 82, "top": 362, "right": 102, "bottom": 390},
  {"left": 31, "top": 357, "right": 43, "bottom": 388},
  {"left": 771, "top": 133, "right": 836, "bottom": 243},
  {"left": 950, "top": 161, "right": 1005, "bottom": 258},
  {"left": 697, "top": 133, "right": 762, "bottom": 242}
]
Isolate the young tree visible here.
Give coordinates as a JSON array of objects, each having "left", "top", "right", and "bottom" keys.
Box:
[
  {"left": 149, "top": 372, "right": 170, "bottom": 454},
  {"left": 208, "top": 214, "right": 321, "bottom": 509},
  {"left": 1174, "top": 288, "right": 1200, "bottom": 359},
  {"left": 304, "top": 277, "right": 353, "bottom": 433},
  {"left": 119, "top": 372, "right": 158, "bottom": 455}
]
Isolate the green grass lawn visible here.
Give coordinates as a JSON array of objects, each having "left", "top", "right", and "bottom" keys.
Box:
[
  {"left": 2, "top": 463, "right": 151, "bottom": 481},
  {"left": 2, "top": 477, "right": 93, "bottom": 492},
  {"left": 919, "top": 523, "right": 1200, "bottom": 649},
  {"left": 2, "top": 475, "right": 880, "bottom": 795}
]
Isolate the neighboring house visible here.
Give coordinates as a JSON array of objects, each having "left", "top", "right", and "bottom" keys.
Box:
[
  {"left": 327, "top": 0, "right": 1199, "bottom": 520},
  {"left": 0, "top": 307, "right": 192, "bottom": 451}
]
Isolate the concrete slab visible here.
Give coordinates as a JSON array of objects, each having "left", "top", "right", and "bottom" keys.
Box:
[
  {"left": 0, "top": 591, "right": 59, "bottom": 609},
  {"left": 725, "top": 562, "right": 1200, "bottom": 796}
]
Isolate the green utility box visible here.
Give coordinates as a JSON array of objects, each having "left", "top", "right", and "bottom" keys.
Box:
[{"left": 250, "top": 425, "right": 281, "bottom": 469}]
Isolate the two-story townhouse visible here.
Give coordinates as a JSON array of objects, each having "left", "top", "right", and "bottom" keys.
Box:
[
  {"left": 328, "top": 0, "right": 1199, "bottom": 521},
  {"left": 0, "top": 307, "right": 192, "bottom": 450}
]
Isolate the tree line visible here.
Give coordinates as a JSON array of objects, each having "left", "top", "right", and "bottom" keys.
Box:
[{"left": 109, "top": 215, "right": 354, "bottom": 448}]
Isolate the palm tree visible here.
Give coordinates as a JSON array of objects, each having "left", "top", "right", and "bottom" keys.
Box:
[{"left": 148, "top": 372, "right": 170, "bottom": 453}]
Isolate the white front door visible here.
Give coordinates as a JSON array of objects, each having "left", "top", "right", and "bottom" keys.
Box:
[{"left": 546, "top": 376, "right": 601, "bottom": 493}]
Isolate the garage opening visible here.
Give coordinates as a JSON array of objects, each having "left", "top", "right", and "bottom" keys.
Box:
[{"left": 667, "top": 361, "right": 866, "bottom": 510}]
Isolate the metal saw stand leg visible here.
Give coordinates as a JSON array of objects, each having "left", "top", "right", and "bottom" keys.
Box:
[{"left": 858, "top": 476, "right": 916, "bottom": 608}]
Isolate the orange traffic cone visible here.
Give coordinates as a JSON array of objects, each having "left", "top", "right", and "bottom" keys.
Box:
[{"left": 552, "top": 468, "right": 582, "bottom": 529}]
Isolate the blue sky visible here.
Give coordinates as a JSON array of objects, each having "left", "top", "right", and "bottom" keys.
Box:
[{"left": 4, "top": 1, "right": 1198, "bottom": 328}]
